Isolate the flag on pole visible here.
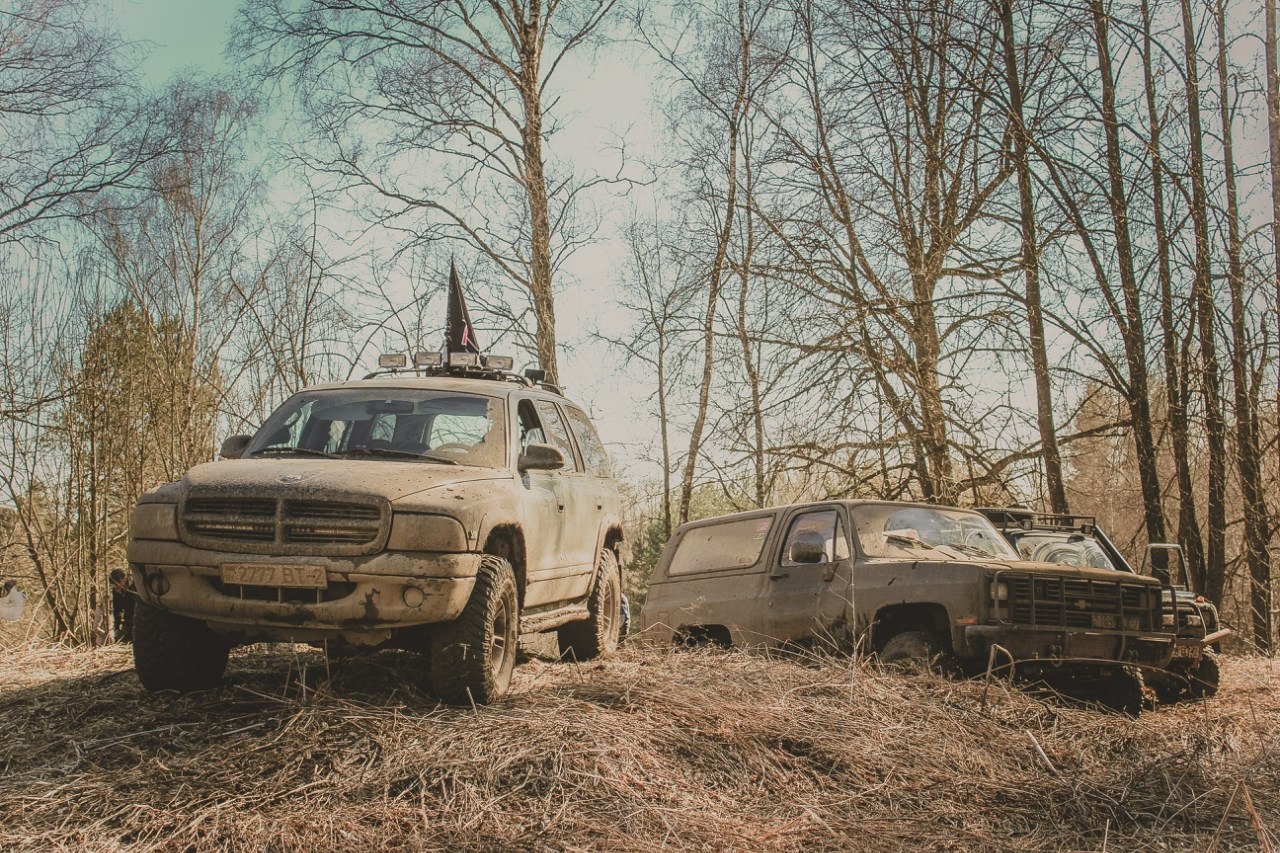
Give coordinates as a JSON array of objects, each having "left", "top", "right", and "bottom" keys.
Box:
[{"left": 446, "top": 261, "right": 481, "bottom": 353}]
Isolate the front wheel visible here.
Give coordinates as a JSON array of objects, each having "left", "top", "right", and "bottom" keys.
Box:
[
  {"left": 1185, "top": 649, "right": 1221, "bottom": 700},
  {"left": 431, "top": 555, "right": 519, "bottom": 705},
  {"left": 558, "top": 548, "right": 622, "bottom": 662},
  {"left": 1094, "top": 666, "right": 1144, "bottom": 717},
  {"left": 880, "top": 630, "right": 959, "bottom": 677},
  {"left": 133, "top": 602, "right": 231, "bottom": 693}
]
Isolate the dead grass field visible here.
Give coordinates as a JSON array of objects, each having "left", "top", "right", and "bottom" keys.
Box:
[{"left": 0, "top": 642, "right": 1275, "bottom": 853}]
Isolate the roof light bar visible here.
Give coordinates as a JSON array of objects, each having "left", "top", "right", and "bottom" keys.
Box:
[
  {"left": 378, "top": 353, "right": 407, "bottom": 369},
  {"left": 484, "top": 355, "right": 514, "bottom": 371},
  {"left": 414, "top": 351, "right": 443, "bottom": 368},
  {"left": 449, "top": 352, "right": 480, "bottom": 368}
]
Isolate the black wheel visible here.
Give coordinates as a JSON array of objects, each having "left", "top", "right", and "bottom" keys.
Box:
[
  {"left": 880, "top": 630, "right": 959, "bottom": 677},
  {"left": 1185, "top": 649, "right": 1221, "bottom": 699},
  {"left": 431, "top": 555, "right": 519, "bottom": 705},
  {"left": 1094, "top": 666, "right": 1144, "bottom": 717},
  {"left": 558, "top": 548, "right": 622, "bottom": 662},
  {"left": 132, "top": 602, "right": 231, "bottom": 693},
  {"left": 1150, "top": 670, "right": 1186, "bottom": 706}
]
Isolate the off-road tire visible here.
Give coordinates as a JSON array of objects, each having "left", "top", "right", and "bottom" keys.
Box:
[
  {"left": 1094, "top": 666, "right": 1144, "bottom": 717},
  {"left": 431, "top": 555, "right": 519, "bottom": 705},
  {"left": 1150, "top": 668, "right": 1187, "bottom": 705},
  {"left": 1185, "top": 649, "right": 1221, "bottom": 700},
  {"left": 133, "top": 602, "right": 231, "bottom": 693},
  {"left": 880, "top": 630, "right": 959, "bottom": 677},
  {"left": 558, "top": 548, "right": 622, "bottom": 662}
]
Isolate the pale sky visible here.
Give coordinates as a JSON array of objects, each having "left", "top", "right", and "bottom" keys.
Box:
[{"left": 106, "top": 0, "right": 665, "bottom": 479}]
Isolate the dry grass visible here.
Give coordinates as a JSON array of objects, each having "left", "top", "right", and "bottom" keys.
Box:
[{"left": 0, "top": 641, "right": 1275, "bottom": 853}]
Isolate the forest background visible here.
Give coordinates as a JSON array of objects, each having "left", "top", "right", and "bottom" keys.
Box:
[{"left": 2, "top": 0, "right": 1279, "bottom": 654}]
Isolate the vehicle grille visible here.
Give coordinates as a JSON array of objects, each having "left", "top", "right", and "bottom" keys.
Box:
[
  {"left": 998, "top": 574, "right": 1158, "bottom": 631},
  {"left": 181, "top": 495, "right": 388, "bottom": 555}
]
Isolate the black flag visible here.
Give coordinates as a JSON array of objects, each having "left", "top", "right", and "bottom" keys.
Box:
[{"left": 445, "top": 261, "right": 481, "bottom": 353}]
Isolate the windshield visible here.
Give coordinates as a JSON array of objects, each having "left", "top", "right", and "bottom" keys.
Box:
[
  {"left": 852, "top": 504, "right": 1018, "bottom": 561},
  {"left": 1005, "top": 531, "right": 1119, "bottom": 569},
  {"left": 246, "top": 388, "right": 507, "bottom": 468}
]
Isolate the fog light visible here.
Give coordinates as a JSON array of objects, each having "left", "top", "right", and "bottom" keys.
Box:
[
  {"left": 146, "top": 571, "right": 170, "bottom": 597},
  {"left": 402, "top": 585, "right": 425, "bottom": 608}
]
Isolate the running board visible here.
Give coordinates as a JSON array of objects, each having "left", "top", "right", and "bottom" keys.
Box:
[{"left": 521, "top": 603, "right": 590, "bottom": 634}]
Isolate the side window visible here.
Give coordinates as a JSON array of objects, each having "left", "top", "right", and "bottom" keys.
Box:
[
  {"left": 563, "top": 406, "right": 612, "bottom": 477},
  {"left": 533, "top": 400, "right": 579, "bottom": 472},
  {"left": 667, "top": 516, "right": 775, "bottom": 576},
  {"left": 517, "top": 400, "right": 546, "bottom": 450},
  {"left": 780, "top": 510, "right": 849, "bottom": 567}
]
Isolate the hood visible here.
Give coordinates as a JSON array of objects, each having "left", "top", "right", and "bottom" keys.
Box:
[
  {"left": 179, "top": 457, "right": 506, "bottom": 503},
  {"left": 998, "top": 559, "right": 1163, "bottom": 586}
]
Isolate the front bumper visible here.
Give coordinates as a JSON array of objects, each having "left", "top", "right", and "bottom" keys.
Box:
[
  {"left": 129, "top": 538, "right": 479, "bottom": 644},
  {"left": 963, "top": 624, "right": 1173, "bottom": 669}
]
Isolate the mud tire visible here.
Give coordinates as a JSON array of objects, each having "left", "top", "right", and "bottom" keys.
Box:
[
  {"left": 133, "top": 602, "right": 231, "bottom": 693},
  {"left": 880, "top": 630, "right": 959, "bottom": 677},
  {"left": 1185, "top": 649, "right": 1221, "bottom": 700},
  {"left": 1095, "top": 666, "right": 1144, "bottom": 717},
  {"left": 431, "top": 555, "right": 519, "bottom": 705},
  {"left": 558, "top": 548, "right": 622, "bottom": 662}
]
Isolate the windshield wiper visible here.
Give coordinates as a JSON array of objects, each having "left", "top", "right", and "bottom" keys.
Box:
[
  {"left": 943, "top": 541, "right": 1001, "bottom": 559},
  {"left": 250, "top": 447, "right": 335, "bottom": 459},
  {"left": 335, "top": 448, "right": 459, "bottom": 465}
]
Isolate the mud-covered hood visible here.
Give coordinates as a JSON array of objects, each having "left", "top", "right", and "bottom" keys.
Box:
[
  {"left": 176, "top": 458, "right": 507, "bottom": 503},
  {"left": 989, "top": 559, "right": 1163, "bottom": 587}
]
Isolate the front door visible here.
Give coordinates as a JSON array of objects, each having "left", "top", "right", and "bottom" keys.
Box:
[{"left": 765, "top": 505, "right": 855, "bottom": 646}]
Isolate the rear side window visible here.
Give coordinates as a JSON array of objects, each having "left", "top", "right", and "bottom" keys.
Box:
[
  {"left": 667, "top": 516, "right": 775, "bottom": 576},
  {"left": 563, "top": 406, "right": 612, "bottom": 477}
]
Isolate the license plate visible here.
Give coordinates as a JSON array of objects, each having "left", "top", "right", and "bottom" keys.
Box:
[
  {"left": 1091, "top": 614, "right": 1117, "bottom": 629},
  {"left": 221, "top": 563, "right": 327, "bottom": 589},
  {"left": 1171, "top": 644, "right": 1201, "bottom": 660}
]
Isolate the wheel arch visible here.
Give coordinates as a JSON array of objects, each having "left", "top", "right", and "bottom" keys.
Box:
[{"left": 871, "top": 603, "right": 953, "bottom": 652}]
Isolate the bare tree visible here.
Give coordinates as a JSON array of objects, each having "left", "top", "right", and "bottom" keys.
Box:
[
  {"left": 996, "top": 0, "right": 1068, "bottom": 514},
  {"left": 1213, "top": 0, "right": 1272, "bottom": 651},
  {"left": 237, "top": 0, "right": 622, "bottom": 383},
  {"left": 0, "top": 0, "right": 168, "bottom": 245}
]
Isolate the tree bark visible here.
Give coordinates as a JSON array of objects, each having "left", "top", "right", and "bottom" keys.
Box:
[
  {"left": 997, "top": 0, "right": 1067, "bottom": 514},
  {"left": 1215, "top": 0, "right": 1272, "bottom": 650},
  {"left": 1179, "top": 0, "right": 1229, "bottom": 605},
  {"left": 1089, "top": 0, "right": 1166, "bottom": 547},
  {"left": 1141, "top": 0, "right": 1207, "bottom": 592}
]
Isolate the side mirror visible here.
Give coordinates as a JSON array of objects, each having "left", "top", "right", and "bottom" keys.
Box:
[
  {"left": 219, "top": 434, "right": 253, "bottom": 460},
  {"left": 789, "top": 538, "right": 826, "bottom": 564},
  {"left": 518, "top": 442, "right": 565, "bottom": 472}
]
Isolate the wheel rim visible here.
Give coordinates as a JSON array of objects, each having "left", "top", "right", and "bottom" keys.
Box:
[
  {"left": 602, "top": 575, "right": 620, "bottom": 649},
  {"left": 489, "top": 593, "right": 516, "bottom": 687}
]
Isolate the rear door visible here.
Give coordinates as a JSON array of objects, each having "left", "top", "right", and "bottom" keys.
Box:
[{"left": 765, "top": 505, "right": 855, "bottom": 645}]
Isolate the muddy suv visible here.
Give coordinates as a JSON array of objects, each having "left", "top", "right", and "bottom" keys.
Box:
[
  {"left": 979, "top": 509, "right": 1227, "bottom": 702},
  {"left": 639, "top": 501, "right": 1175, "bottom": 714},
  {"left": 127, "top": 360, "right": 626, "bottom": 704}
]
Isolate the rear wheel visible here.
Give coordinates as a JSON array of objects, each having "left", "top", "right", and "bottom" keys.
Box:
[
  {"left": 431, "top": 555, "right": 519, "bottom": 705},
  {"left": 558, "top": 548, "right": 622, "bottom": 662},
  {"left": 133, "top": 602, "right": 231, "bottom": 693},
  {"left": 880, "top": 630, "right": 959, "bottom": 677}
]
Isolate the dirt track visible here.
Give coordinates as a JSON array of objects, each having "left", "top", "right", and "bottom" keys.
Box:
[{"left": 0, "top": 643, "right": 1276, "bottom": 852}]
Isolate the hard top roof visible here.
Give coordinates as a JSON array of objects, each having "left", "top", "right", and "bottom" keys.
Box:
[{"left": 675, "top": 499, "right": 992, "bottom": 531}]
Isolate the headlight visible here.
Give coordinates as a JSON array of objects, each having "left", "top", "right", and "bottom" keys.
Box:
[
  {"left": 1162, "top": 613, "right": 1176, "bottom": 628},
  {"left": 387, "top": 513, "right": 467, "bottom": 552},
  {"left": 130, "top": 503, "right": 178, "bottom": 540},
  {"left": 991, "top": 581, "right": 1009, "bottom": 602}
]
